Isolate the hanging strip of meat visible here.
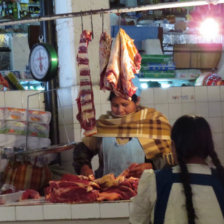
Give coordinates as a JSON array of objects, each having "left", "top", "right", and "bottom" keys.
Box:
[
  {"left": 99, "top": 32, "right": 112, "bottom": 90},
  {"left": 76, "top": 30, "right": 97, "bottom": 137}
]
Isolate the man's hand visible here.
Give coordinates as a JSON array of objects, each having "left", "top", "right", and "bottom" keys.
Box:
[{"left": 80, "top": 165, "right": 94, "bottom": 177}]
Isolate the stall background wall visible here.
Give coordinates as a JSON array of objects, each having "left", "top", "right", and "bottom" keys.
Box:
[
  {"left": 58, "top": 85, "right": 224, "bottom": 174},
  {"left": 55, "top": 0, "right": 224, "bottom": 173}
]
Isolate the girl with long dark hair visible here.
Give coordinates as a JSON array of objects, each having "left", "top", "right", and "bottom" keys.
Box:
[{"left": 130, "top": 115, "right": 224, "bottom": 224}]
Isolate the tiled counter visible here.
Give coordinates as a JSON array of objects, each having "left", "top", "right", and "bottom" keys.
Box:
[{"left": 0, "top": 200, "right": 131, "bottom": 224}]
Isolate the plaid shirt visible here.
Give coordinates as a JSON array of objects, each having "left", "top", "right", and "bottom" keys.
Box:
[{"left": 73, "top": 107, "right": 173, "bottom": 177}]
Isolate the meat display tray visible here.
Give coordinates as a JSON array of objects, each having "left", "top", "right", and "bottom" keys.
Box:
[{"left": 0, "top": 191, "right": 24, "bottom": 204}]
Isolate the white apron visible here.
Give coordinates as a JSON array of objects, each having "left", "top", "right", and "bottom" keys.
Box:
[{"left": 102, "top": 137, "right": 145, "bottom": 177}]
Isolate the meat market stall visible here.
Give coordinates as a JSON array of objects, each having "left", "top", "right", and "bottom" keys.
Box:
[{"left": 0, "top": 1, "right": 223, "bottom": 223}]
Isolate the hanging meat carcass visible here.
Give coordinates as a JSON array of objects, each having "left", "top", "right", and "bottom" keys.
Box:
[
  {"left": 76, "top": 30, "right": 97, "bottom": 136},
  {"left": 100, "top": 28, "right": 142, "bottom": 100}
]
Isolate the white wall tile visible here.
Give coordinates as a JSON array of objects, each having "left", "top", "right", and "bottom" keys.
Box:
[
  {"left": 169, "top": 119, "right": 176, "bottom": 126},
  {"left": 154, "top": 104, "right": 169, "bottom": 117},
  {"left": 168, "top": 87, "right": 181, "bottom": 103},
  {"left": 71, "top": 203, "right": 100, "bottom": 219},
  {"left": 100, "top": 103, "right": 111, "bottom": 117},
  {"left": 168, "top": 103, "right": 182, "bottom": 120},
  {"left": 71, "top": 86, "right": 79, "bottom": 105},
  {"left": 207, "top": 86, "right": 220, "bottom": 102},
  {"left": 5, "top": 91, "right": 22, "bottom": 108},
  {"left": 100, "top": 89, "right": 110, "bottom": 104},
  {"left": 154, "top": 88, "right": 168, "bottom": 104},
  {"left": 213, "top": 133, "right": 223, "bottom": 151},
  {"left": 93, "top": 85, "right": 101, "bottom": 105},
  {"left": 0, "top": 206, "right": 16, "bottom": 221},
  {"left": 195, "top": 86, "right": 208, "bottom": 102},
  {"left": 222, "top": 118, "right": 224, "bottom": 135},
  {"left": 21, "top": 90, "right": 40, "bottom": 109},
  {"left": 181, "top": 102, "right": 196, "bottom": 115},
  {"left": 195, "top": 102, "right": 209, "bottom": 118},
  {"left": 222, "top": 117, "right": 224, "bottom": 130},
  {"left": 220, "top": 86, "right": 224, "bottom": 101},
  {"left": 208, "top": 117, "right": 223, "bottom": 133},
  {"left": 95, "top": 104, "right": 102, "bottom": 119},
  {"left": 141, "top": 88, "right": 154, "bottom": 105},
  {"left": 221, "top": 102, "right": 224, "bottom": 117},
  {"left": 19, "top": 91, "right": 45, "bottom": 110},
  {"left": 215, "top": 147, "right": 224, "bottom": 166},
  {"left": 129, "top": 201, "right": 134, "bottom": 215},
  {"left": 181, "top": 87, "right": 195, "bottom": 102},
  {"left": 100, "top": 202, "right": 129, "bottom": 218},
  {"left": 0, "top": 92, "right": 5, "bottom": 107},
  {"left": 43, "top": 204, "right": 71, "bottom": 220},
  {"left": 141, "top": 101, "right": 155, "bottom": 108},
  {"left": 16, "top": 205, "right": 43, "bottom": 220},
  {"left": 208, "top": 102, "right": 222, "bottom": 117}
]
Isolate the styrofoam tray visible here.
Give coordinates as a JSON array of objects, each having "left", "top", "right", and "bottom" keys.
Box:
[{"left": 0, "top": 191, "right": 24, "bottom": 204}]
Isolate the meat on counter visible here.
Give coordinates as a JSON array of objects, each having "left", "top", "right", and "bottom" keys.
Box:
[{"left": 45, "top": 163, "right": 151, "bottom": 203}]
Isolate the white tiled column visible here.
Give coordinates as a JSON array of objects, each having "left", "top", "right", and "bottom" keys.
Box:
[{"left": 55, "top": 0, "right": 110, "bottom": 173}]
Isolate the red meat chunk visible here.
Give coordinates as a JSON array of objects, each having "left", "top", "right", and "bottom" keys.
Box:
[{"left": 21, "top": 189, "right": 40, "bottom": 200}]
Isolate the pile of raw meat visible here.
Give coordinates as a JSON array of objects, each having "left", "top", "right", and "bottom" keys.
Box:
[{"left": 45, "top": 163, "right": 152, "bottom": 203}]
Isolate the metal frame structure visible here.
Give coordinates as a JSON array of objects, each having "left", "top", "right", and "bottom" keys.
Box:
[{"left": 0, "top": 0, "right": 222, "bottom": 26}]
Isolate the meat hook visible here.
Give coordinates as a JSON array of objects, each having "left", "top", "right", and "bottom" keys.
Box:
[
  {"left": 101, "top": 8, "right": 104, "bottom": 33},
  {"left": 90, "top": 11, "right": 94, "bottom": 39}
]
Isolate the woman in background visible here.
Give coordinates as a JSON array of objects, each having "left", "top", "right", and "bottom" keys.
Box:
[
  {"left": 73, "top": 76, "right": 173, "bottom": 178},
  {"left": 130, "top": 115, "right": 224, "bottom": 224}
]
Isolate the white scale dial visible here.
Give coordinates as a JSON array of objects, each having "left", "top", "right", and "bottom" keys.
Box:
[{"left": 30, "top": 45, "right": 50, "bottom": 80}]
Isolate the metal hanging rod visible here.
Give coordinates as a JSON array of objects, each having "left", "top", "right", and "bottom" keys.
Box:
[{"left": 0, "top": 0, "right": 223, "bottom": 27}]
